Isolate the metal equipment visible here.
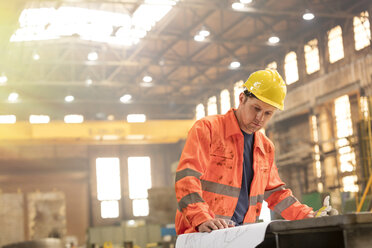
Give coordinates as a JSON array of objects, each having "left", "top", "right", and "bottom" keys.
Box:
[
  {"left": 2, "top": 238, "right": 62, "bottom": 248},
  {"left": 259, "top": 213, "right": 372, "bottom": 248}
]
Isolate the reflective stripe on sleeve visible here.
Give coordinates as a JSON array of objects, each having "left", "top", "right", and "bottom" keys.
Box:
[
  {"left": 201, "top": 180, "right": 240, "bottom": 198},
  {"left": 264, "top": 185, "right": 286, "bottom": 200},
  {"left": 273, "top": 195, "right": 297, "bottom": 214},
  {"left": 215, "top": 214, "right": 233, "bottom": 220},
  {"left": 178, "top": 192, "right": 205, "bottom": 211},
  {"left": 175, "top": 168, "right": 202, "bottom": 182},
  {"left": 249, "top": 194, "right": 264, "bottom": 206}
]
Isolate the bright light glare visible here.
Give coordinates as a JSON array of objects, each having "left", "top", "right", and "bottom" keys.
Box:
[
  {"left": 258, "top": 200, "right": 271, "bottom": 222},
  {"left": 11, "top": 2, "right": 178, "bottom": 46},
  {"left": 96, "top": 157, "right": 121, "bottom": 201},
  {"left": 101, "top": 200, "right": 119, "bottom": 218},
  {"left": 207, "top": 96, "right": 218, "bottom": 116},
  {"left": 195, "top": 103, "right": 205, "bottom": 120},
  {"left": 64, "top": 114, "right": 84, "bottom": 123},
  {"left": 229, "top": 61, "right": 241, "bottom": 69},
  {"left": 232, "top": 2, "right": 245, "bottom": 10},
  {"left": 29, "top": 115, "right": 50, "bottom": 124},
  {"left": 87, "top": 51, "right": 98, "bottom": 61},
  {"left": 334, "top": 95, "right": 358, "bottom": 192},
  {"left": 240, "top": 0, "right": 253, "bottom": 3},
  {"left": 120, "top": 94, "right": 132, "bottom": 103},
  {"left": 128, "top": 156, "right": 151, "bottom": 199},
  {"left": 199, "top": 28, "right": 210, "bottom": 37},
  {"left": 32, "top": 52, "right": 40, "bottom": 60},
  {"left": 86, "top": 78, "right": 93, "bottom": 86},
  {"left": 133, "top": 199, "right": 149, "bottom": 217},
  {"left": 8, "top": 92, "right": 19, "bottom": 102},
  {"left": 65, "top": 95, "right": 74, "bottom": 102},
  {"left": 303, "top": 12, "right": 315, "bottom": 20},
  {"left": 127, "top": 114, "right": 146, "bottom": 123},
  {"left": 194, "top": 34, "right": 205, "bottom": 42},
  {"left": 268, "top": 36, "right": 280, "bottom": 44},
  {"left": 143, "top": 75, "right": 152, "bottom": 82},
  {"left": 0, "top": 73, "right": 7, "bottom": 84},
  {"left": 0, "top": 115, "right": 16, "bottom": 124},
  {"left": 220, "top": 89, "right": 231, "bottom": 115}
]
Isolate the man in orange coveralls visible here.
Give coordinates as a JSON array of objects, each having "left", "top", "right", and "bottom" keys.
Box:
[{"left": 175, "top": 69, "right": 316, "bottom": 235}]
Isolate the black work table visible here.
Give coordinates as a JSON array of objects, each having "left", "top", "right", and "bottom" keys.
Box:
[{"left": 258, "top": 213, "right": 372, "bottom": 248}]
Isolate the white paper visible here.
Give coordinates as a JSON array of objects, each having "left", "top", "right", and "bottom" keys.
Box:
[{"left": 175, "top": 221, "right": 271, "bottom": 248}]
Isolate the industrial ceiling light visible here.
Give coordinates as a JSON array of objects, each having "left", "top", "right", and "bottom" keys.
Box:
[
  {"left": 143, "top": 75, "right": 152, "bottom": 83},
  {"left": 302, "top": 11, "right": 315, "bottom": 20},
  {"left": 64, "top": 114, "right": 84, "bottom": 123},
  {"left": 0, "top": 73, "right": 7, "bottom": 84},
  {"left": 229, "top": 60, "right": 241, "bottom": 69},
  {"left": 120, "top": 94, "right": 132, "bottom": 103},
  {"left": 268, "top": 36, "right": 280, "bottom": 44},
  {"left": 198, "top": 26, "right": 210, "bottom": 37},
  {"left": 8, "top": 92, "right": 19, "bottom": 102},
  {"left": 87, "top": 51, "right": 98, "bottom": 61},
  {"left": 29, "top": 115, "right": 50, "bottom": 124},
  {"left": 65, "top": 95, "right": 74, "bottom": 102},
  {"left": 240, "top": 0, "right": 253, "bottom": 4},
  {"left": 232, "top": 2, "right": 245, "bottom": 10},
  {"left": 127, "top": 114, "right": 146, "bottom": 123},
  {"left": 32, "top": 51, "right": 40, "bottom": 61},
  {"left": 194, "top": 34, "right": 205, "bottom": 42}
]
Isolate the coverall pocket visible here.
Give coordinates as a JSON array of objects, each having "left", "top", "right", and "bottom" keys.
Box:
[{"left": 210, "top": 153, "right": 234, "bottom": 169}]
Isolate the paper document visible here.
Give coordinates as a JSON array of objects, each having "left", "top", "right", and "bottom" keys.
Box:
[{"left": 175, "top": 221, "right": 271, "bottom": 248}]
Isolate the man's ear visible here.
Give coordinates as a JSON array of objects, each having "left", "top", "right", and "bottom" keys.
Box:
[{"left": 239, "top": 92, "right": 246, "bottom": 104}]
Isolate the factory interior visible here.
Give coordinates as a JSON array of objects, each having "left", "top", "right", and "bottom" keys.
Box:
[{"left": 0, "top": 0, "right": 372, "bottom": 247}]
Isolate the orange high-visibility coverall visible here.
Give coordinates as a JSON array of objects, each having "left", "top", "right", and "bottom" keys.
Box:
[{"left": 175, "top": 109, "right": 312, "bottom": 234}]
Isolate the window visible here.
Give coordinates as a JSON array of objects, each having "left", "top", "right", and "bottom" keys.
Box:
[
  {"left": 101, "top": 201, "right": 120, "bottom": 218},
  {"left": 128, "top": 156, "right": 151, "bottom": 216},
  {"left": 96, "top": 157, "right": 121, "bottom": 218},
  {"left": 220, "top": 89, "right": 231, "bottom": 114},
  {"left": 360, "top": 96, "right": 369, "bottom": 119},
  {"left": 266, "top": 61, "right": 277, "bottom": 70},
  {"left": 207, "top": 96, "right": 218, "bottom": 116},
  {"left": 0, "top": 115, "right": 16, "bottom": 124},
  {"left": 334, "top": 95, "right": 358, "bottom": 192},
  {"left": 354, "top": 11, "right": 371, "bottom": 51},
  {"left": 310, "top": 115, "right": 323, "bottom": 192},
  {"left": 195, "top": 103, "right": 205, "bottom": 120},
  {"left": 328, "top": 26, "right": 344, "bottom": 63},
  {"left": 304, "top": 39, "right": 320, "bottom": 74},
  {"left": 284, "top": 51, "right": 299, "bottom": 85},
  {"left": 234, "top": 80, "right": 244, "bottom": 108}
]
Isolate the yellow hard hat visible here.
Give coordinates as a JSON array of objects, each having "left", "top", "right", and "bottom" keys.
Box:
[{"left": 243, "top": 69, "right": 287, "bottom": 110}]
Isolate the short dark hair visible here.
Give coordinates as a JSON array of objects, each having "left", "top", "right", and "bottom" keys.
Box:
[{"left": 243, "top": 90, "right": 258, "bottom": 99}]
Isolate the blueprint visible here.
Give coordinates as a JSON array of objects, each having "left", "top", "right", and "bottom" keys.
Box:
[{"left": 175, "top": 221, "right": 272, "bottom": 248}]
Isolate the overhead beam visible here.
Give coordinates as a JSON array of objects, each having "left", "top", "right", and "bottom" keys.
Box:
[{"left": 0, "top": 119, "right": 195, "bottom": 145}]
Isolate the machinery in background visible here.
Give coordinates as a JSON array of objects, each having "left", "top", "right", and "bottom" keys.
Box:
[{"left": 87, "top": 220, "right": 176, "bottom": 248}]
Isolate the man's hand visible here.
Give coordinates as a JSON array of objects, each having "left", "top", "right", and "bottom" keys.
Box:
[{"left": 197, "top": 218, "right": 235, "bottom": 233}]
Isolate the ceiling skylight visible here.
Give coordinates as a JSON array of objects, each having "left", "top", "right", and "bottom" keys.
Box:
[{"left": 10, "top": 0, "right": 178, "bottom": 46}]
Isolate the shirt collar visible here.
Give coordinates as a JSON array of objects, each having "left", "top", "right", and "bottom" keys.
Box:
[{"left": 225, "top": 108, "right": 266, "bottom": 153}]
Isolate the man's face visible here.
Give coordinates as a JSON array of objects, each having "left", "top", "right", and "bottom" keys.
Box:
[{"left": 236, "top": 93, "right": 277, "bottom": 134}]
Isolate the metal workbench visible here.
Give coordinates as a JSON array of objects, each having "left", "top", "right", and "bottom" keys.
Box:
[{"left": 258, "top": 213, "right": 372, "bottom": 248}]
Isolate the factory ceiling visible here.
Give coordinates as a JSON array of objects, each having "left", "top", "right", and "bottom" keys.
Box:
[{"left": 0, "top": 0, "right": 369, "bottom": 121}]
